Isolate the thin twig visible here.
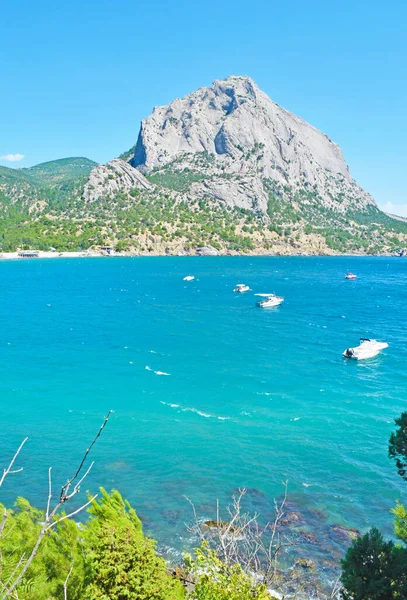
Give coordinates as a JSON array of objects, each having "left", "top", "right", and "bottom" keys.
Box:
[
  {"left": 0, "top": 439, "right": 28, "bottom": 489},
  {"left": 46, "top": 495, "right": 98, "bottom": 531},
  {"left": 63, "top": 565, "right": 73, "bottom": 600},
  {"left": 64, "top": 462, "right": 94, "bottom": 502},
  {"left": 59, "top": 411, "right": 112, "bottom": 502},
  {"left": 46, "top": 468, "right": 52, "bottom": 520},
  {"left": 0, "top": 411, "right": 112, "bottom": 600},
  {"left": 0, "top": 508, "right": 8, "bottom": 538},
  {"left": 2, "top": 553, "right": 26, "bottom": 591},
  {"left": 185, "top": 481, "right": 295, "bottom": 590}
]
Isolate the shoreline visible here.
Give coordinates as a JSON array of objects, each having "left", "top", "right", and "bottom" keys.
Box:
[
  {"left": 0, "top": 250, "right": 403, "bottom": 261},
  {"left": 0, "top": 251, "right": 104, "bottom": 260}
]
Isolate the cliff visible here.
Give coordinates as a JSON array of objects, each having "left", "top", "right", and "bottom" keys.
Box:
[{"left": 130, "top": 75, "right": 376, "bottom": 215}]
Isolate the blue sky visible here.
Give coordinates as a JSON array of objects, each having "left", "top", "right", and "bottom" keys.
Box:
[{"left": 0, "top": 0, "right": 406, "bottom": 214}]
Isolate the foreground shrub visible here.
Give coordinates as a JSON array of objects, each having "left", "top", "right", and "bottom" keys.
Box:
[
  {"left": 0, "top": 498, "right": 85, "bottom": 600},
  {"left": 83, "top": 488, "right": 185, "bottom": 600},
  {"left": 185, "top": 544, "right": 274, "bottom": 600},
  {"left": 341, "top": 527, "right": 407, "bottom": 600}
]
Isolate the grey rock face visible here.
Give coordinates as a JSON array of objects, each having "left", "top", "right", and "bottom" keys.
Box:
[
  {"left": 131, "top": 75, "right": 376, "bottom": 213},
  {"left": 196, "top": 245, "right": 219, "bottom": 256},
  {"left": 189, "top": 176, "right": 269, "bottom": 213},
  {"left": 83, "top": 158, "right": 151, "bottom": 202}
]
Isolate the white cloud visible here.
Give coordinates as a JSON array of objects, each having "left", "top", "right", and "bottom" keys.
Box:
[
  {"left": 0, "top": 153, "right": 25, "bottom": 162},
  {"left": 380, "top": 202, "right": 407, "bottom": 219}
]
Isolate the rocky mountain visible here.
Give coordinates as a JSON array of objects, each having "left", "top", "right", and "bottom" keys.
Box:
[
  {"left": 83, "top": 158, "right": 151, "bottom": 203},
  {"left": 1, "top": 77, "right": 406, "bottom": 255},
  {"left": 130, "top": 75, "right": 375, "bottom": 215}
]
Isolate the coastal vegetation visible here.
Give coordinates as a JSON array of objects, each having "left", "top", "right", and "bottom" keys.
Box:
[
  {"left": 0, "top": 414, "right": 278, "bottom": 600},
  {"left": 1, "top": 411, "right": 406, "bottom": 599},
  {"left": 1, "top": 156, "right": 407, "bottom": 256},
  {"left": 340, "top": 412, "right": 407, "bottom": 599}
]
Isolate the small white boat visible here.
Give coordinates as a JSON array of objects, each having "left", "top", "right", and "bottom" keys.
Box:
[
  {"left": 183, "top": 275, "right": 195, "bottom": 281},
  {"left": 234, "top": 283, "right": 251, "bottom": 293},
  {"left": 343, "top": 338, "right": 388, "bottom": 360},
  {"left": 345, "top": 272, "right": 357, "bottom": 280},
  {"left": 255, "top": 293, "right": 284, "bottom": 308}
]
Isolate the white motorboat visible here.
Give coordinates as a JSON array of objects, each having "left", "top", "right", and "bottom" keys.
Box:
[
  {"left": 234, "top": 283, "right": 251, "bottom": 293},
  {"left": 183, "top": 275, "right": 195, "bottom": 281},
  {"left": 345, "top": 272, "right": 357, "bottom": 280},
  {"left": 255, "top": 293, "right": 284, "bottom": 308},
  {"left": 343, "top": 338, "right": 388, "bottom": 360}
]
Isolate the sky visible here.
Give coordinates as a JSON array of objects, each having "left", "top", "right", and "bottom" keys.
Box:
[{"left": 0, "top": 0, "right": 406, "bottom": 215}]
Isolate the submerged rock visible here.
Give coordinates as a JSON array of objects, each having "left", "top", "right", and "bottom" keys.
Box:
[
  {"left": 228, "top": 487, "right": 267, "bottom": 499},
  {"left": 202, "top": 519, "right": 238, "bottom": 534},
  {"left": 298, "top": 531, "right": 319, "bottom": 545},
  {"left": 328, "top": 524, "right": 361, "bottom": 543},
  {"left": 295, "top": 557, "right": 315, "bottom": 570}
]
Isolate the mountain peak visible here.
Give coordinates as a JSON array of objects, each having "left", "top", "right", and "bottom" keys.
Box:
[
  {"left": 212, "top": 74, "right": 258, "bottom": 90},
  {"left": 129, "top": 76, "right": 374, "bottom": 216}
]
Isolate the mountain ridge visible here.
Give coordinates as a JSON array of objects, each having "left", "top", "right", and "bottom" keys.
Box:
[{"left": 0, "top": 77, "right": 406, "bottom": 255}]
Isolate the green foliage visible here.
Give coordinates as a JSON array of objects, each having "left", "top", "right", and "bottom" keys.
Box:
[
  {"left": 351, "top": 206, "right": 407, "bottom": 235},
  {"left": 0, "top": 498, "right": 85, "bottom": 600},
  {"left": 185, "top": 545, "right": 273, "bottom": 600},
  {"left": 341, "top": 527, "right": 407, "bottom": 600},
  {"left": 23, "top": 157, "right": 97, "bottom": 184},
  {"left": 2, "top": 154, "right": 407, "bottom": 254},
  {"left": 389, "top": 412, "right": 407, "bottom": 482},
  {"left": 0, "top": 157, "right": 96, "bottom": 233},
  {"left": 83, "top": 488, "right": 185, "bottom": 600},
  {"left": 118, "top": 145, "right": 136, "bottom": 162},
  {"left": 392, "top": 502, "right": 407, "bottom": 544},
  {"left": 1, "top": 489, "right": 186, "bottom": 600},
  {"left": 147, "top": 168, "right": 205, "bottom": 192},
  {"left": 0, "top": 210, "right": 105, "bottom": 252}
]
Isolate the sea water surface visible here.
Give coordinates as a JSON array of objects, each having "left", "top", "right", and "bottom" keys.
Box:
[{"left": 0, "top": 256, "right": 406, "bottom": 566}]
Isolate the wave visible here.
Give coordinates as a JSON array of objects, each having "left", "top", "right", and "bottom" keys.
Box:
[
  {"left": 161, "top": 401, "right": 229, "bottom": 421},
  {"left": 184, "top": 407, "right": 212, "bottom": 418},
  {"left": 146, "top": 366, "right": 171, "bottom": 376}
]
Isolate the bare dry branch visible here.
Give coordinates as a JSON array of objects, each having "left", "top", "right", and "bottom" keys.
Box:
[
  {"left": 0, "top": 439, "right": 28, "bottom": 489},
  {"left": 328, "top": 576, "right": 342, "bottom": 599},
  {"left": 1, "top": 554, "right": 26, "bottom": 592},
  {"left": 46, "top": 468, "right": 52, "bottom": 520},
  {"left": 0, "top": 508, "right": 8, "bottom": 538},
  {"left": 46, "top": 495, "right": 98, "bottom": 531},
  {"left": 186, "top": 481, "right": 296, "bottom": 594},
  {"left": 59, "top": 410, "right": 112, "bottom": 503},
  {"left": 64, "top": 461, "right": 94, "bottom": 502},
  {"left": 0, "top": 411, "right": 112, "bottom": 600},
  {"left": 63, "top": 565, "right": 73, "bottom": 600}
]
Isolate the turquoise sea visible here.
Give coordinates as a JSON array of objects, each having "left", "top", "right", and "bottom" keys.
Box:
[{"left": 1, "top": 256, "right": 406, "bottom": 569}]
